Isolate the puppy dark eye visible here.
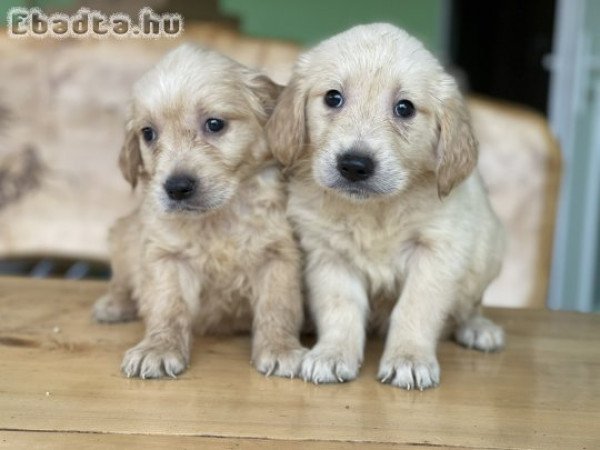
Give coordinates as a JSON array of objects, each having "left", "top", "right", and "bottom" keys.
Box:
[
  {"left": 141, "top": 126, "right": 156, "bottom": 143},
  {"left": 324, "top": 90, "right": 344, "bottom": 108},
  {"left": 205, "top": 118, "right": 225, "bottom": 133},
  {"left": 394, "top": 99, "right": 415, "bottom": 119}
]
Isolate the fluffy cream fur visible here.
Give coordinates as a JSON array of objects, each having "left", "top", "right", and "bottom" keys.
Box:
[
  {"left": 93, "top": 44, "right": 306, "bottom": 379},
  {"left": 267, "top": 24, "right": 505, "bottom": 390}
]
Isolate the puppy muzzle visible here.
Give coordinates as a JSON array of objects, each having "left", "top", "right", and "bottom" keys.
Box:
[
  {"left": 337, "top": 151, "right": 375, "bottom": 182},
  {"left": 164, "top": 174, "right": 197, "bottom": 201}
]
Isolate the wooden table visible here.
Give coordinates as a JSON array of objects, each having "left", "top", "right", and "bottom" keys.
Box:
[{"left": 0, "top": 277, "right": 598, "bottom": 449}]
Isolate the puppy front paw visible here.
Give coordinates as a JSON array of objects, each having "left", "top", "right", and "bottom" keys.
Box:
[
  {"left": 93, "top": 293, "right": 137, "bottom": 323},
  {"left": 455, "top": 316, "right": 504, "bottom": 352},
  {"left": 252, "top": 343, "right": 308, "bottom": 378},
  {"left": 378, "top": 349, "right": 440, "bottom": 390},
  {"left": 300, "top": 344, "right": 362, "bottom": 384},
  {"left": 121, "top": 339, "right": 188, "bottom": 379}
]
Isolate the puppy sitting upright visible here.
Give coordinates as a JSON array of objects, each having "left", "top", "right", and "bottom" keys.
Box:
[
  {"left": 267, "top": 24, "right": 505, "bottom": 390},
  {"left": 93, "top": 44, "right": 305, "bottom": 379}
]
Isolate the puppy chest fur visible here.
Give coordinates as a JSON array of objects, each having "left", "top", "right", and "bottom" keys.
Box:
[{"left": 129, "top": 168, "right": 292, "bottom": 334}]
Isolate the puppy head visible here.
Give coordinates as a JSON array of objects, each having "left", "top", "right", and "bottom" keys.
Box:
[
  {"left": 119, "top": 43, "right": 281, "bottom": 213},
  {"left": 267, "top": 23, "right": 477, "bottom": 200}
]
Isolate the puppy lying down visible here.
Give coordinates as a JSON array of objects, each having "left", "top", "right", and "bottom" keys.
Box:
[
  {"left": 93, "top": 44, "right": 306, "bottom": 379},
  {"left": 267, "top": 23, "right": 505, "bottom": 389}
]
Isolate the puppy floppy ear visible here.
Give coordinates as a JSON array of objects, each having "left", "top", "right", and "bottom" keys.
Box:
[
  {"left": 265, "top": 74, "right": 307, "bottom": 168},
  {"left": 435, "top": 89, "right": 478, "bottom": 198},
  {"left": 245, "top": 73, "right": 284, "bottom": 122},
  {"left": 118, "top": 123, "right": 144, "bottom": 189}
]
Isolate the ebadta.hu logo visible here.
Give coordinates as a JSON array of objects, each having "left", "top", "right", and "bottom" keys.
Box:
[{"left": 7, "top": 7, "right": 183, "bottom": 39}]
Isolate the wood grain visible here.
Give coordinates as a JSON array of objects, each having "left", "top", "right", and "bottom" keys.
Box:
[
  {"left": 0, "top": 430, "right": 421, "bottom": 450},
  {"left": 0, "top": 277, "right": 598, "bottom": 449}
]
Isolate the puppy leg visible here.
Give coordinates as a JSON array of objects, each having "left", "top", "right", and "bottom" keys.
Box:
[
  {"left": 378, "top": 253, "right": 454, "bottom": 390},
  {"left": 300, "top": 260, "right": 368, "bottom": 383},
  {"left": 454, "top": 303, "right": 504, "bottom": 352},
  {"left": 251, "top": 254, "right": 307, "bottom": 378},
  {"left": 93, "top": 222, "right": 138, "bottom": 323},
  {"left": 121, "top": 258, "right": 197, "bottom": 379}
]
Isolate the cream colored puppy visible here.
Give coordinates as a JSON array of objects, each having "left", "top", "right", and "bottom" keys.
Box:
[
  {"left": 267, "top": 24, "right": 505, "bottom": 390},
  {"left": 93, "top": 44, "right": 306, "bottom": 379}
]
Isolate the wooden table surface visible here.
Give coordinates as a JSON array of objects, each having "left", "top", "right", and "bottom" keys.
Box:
[{"left": 0, "top": 276, "right": 598, "bottom": 449}]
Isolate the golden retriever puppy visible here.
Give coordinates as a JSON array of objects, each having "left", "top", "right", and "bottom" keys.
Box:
[
  {"left": 93, "top": 44, "right": 306, "bottom": 379},
  {"left": 266, "top": 24, "right": 505, "bottom": 389}
]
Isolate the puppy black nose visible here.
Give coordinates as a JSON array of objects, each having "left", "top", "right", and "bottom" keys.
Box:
[
  {"left": 164, "top": 175, "right": 196, "bottom": 201},
  {"left": 337, "top": 152, "right": 375, "bottom": 182}
]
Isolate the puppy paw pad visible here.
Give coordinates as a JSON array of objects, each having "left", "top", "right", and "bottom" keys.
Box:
[
  {"left": 300, "top": 346, "right": 361, "bottom": 384},
  {"left": 378, "top": 354, "right": 440, "bottom": 390},
  {"left": 254, "top": 346, "right": 308, "bottom": 378},
  {"left": 92, "top": 294, "right": 137, "bottom": 323},
  {"left": 455, "top": 317, "right": 504, "bottom": 352},
  {"left": 121, "top": 341, "right": 188, "bottom": 379}
]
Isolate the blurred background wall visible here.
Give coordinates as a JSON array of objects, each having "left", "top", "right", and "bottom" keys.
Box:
[{"left": 0, "top": 0, "right": 598, "bottom": 312}]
